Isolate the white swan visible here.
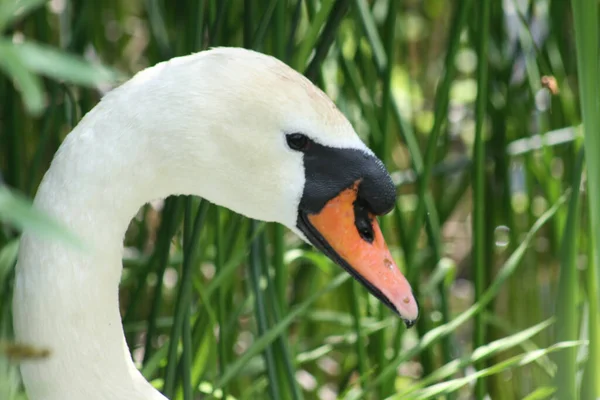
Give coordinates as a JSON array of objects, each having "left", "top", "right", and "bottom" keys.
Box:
[{"left": 13, "top": 47, "right": 418, "bottom": 400}]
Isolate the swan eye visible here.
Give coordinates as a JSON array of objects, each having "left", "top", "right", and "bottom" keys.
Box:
[{"left": 286, "top": 133, "right": 309, "bottom": 151}]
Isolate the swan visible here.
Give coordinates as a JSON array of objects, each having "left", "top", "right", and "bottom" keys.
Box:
[{"left": 13, "top": 47, "right": 418, "bottom": 400}]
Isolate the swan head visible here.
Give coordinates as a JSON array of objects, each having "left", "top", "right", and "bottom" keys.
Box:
[{"left": 140, "top": 48, "right": 418, "bottom": 325}]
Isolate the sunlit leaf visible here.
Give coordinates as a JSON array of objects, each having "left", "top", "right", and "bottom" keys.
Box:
[
  {"left": 0, "top": 355, "right": 25, "bottom": 400},
  {"left": 399, "top": 318, "right": 555, "bottom": 396},
  {"left": 0, "top": 39, "right": 44, "bottom": 115},
  {"left": 0, "top": 186, "right": 82, "bottom": 248},
  {"left": 10, "top": 40, "right": 123, "bottom": 87},
  {"left": 0, "top": 0, "right": 46, "bottom": 33},
  {"left": 522, "top": 386, "right": 556, "bottom": 400},
  {"left": 294, "top": 0, "right": 336, "bottom": 71},
  {"left": 0, "top": 239, "right": 19, "bottom": 288},
  {"left": 395, "top": 341, "right": 584, "bottom": 400}
]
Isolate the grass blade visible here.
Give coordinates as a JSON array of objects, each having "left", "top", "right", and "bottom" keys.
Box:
[
  {"left": 304, "top": 0, "right": 350, "bottom": 81},
  {"left": 399, "top": 318, "right": 555, "bottom": 397},
  {"left": 0, "top": 186, "right": 81, "bottom": 247},
  {"left": 555, "top": 148, "right": 584, "bottom": 399},
  {"left": 0, "top": 40, "right": 44, "bottom": 115},
  {"left": 571, "top": 0, "right": 600, "bottom": 397},
  {"left": 473, "top": 0, "right": 491, "bottom": 397},
  {"left": 398, "top": 341, "right": 584, "bottom": 400},
  {"left": 0, "top": 0, "right": 46, "bottom": 32},
  {"left": 294, "top": 0, "right": 335, "bottom": 70},
  {"left": 252, "top": 0, "right": 278, "bottom": 50},
  {"left": 10, "top": 40, "right": 122, "bottom": 86},
  {"left": 248, "top": 222, "right": 281, "bottom": 399}
]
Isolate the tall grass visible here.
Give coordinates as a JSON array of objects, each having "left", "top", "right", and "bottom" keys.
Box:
[
  {"left": 570, "top": 0, "right": 600, "bottom": 398},
  {"left": 472, "top": 1, "right": 490, "bottom": 398},
  {"left": 0, "top": 1, "right": 597, "bottom": 399}
]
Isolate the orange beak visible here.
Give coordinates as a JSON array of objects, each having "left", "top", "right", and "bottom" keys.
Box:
[{"left": 297, "top": 182, "right": 418, "bottom": 326}]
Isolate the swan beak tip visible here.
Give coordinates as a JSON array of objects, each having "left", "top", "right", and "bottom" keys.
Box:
[{"left": 403, "top": 318, "right": 417, "bottom": 329}]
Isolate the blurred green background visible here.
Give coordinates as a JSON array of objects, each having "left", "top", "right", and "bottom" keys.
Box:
[{"left": 0, "top": 0, "right": 598, "bottom": 399}]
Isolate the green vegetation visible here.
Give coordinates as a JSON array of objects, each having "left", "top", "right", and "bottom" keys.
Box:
[{"left": 0, "top": 0, "right": 597, "bottom": 399}]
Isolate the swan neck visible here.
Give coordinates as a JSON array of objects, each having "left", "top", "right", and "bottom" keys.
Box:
[{"left": 13, "top": 105, "right": 177, "bottom": 400}]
